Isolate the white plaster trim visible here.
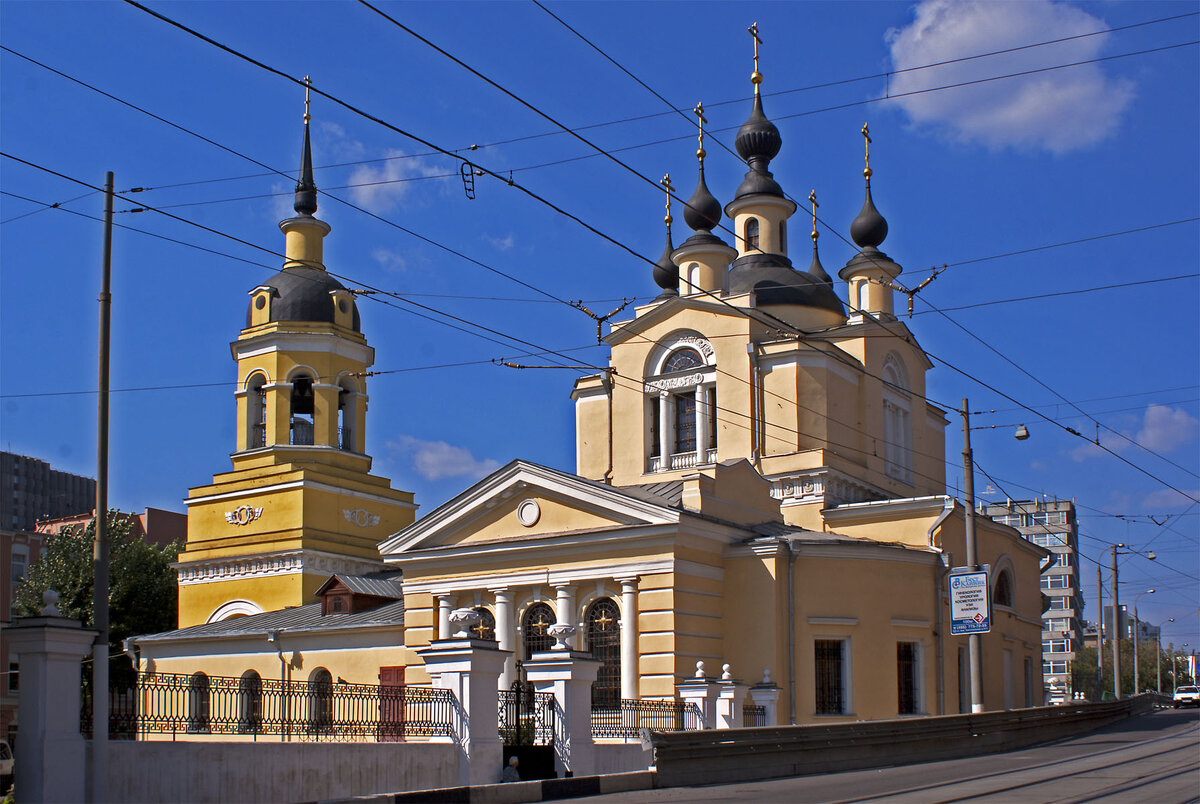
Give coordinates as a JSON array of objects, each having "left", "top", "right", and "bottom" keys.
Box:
[
  {"left": 234, "top": 332, "right": 373, "bottom": 366},
  {"left": 402, "top": 555, "right": 677, "bottom": 597},
  {"left": 186, "top": 479, "right": 416, "bottom": 510},
  {"left": 822, "top": 495, "right": 953, "bottom": 523},
  {"left": 890, "top": 618, "right": 931, "bottom": 628},
  {"left": 770, "top": 467, "right": 886, "bottom": 507},
  {"left": 674, "top": 558, "right": 724, "bottom": 581},
  {"left": 787, "top": 542, "right": 938, "bottom": 567},
  {"left": 206, "top": 599, "right": 265, "bottom": 623},
  {"left": 806, "top": 617, "right": 859, "bottom": 626},
  {"left": 758, "top": 348, "right": 861, "bottom": 386},
  {"left": 176, "top": 548, "right": 383, "bottom": 586}
]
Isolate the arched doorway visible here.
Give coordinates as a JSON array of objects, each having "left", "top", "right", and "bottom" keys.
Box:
[{"left": 586, "top": 598, "right": 621, "bottom": 707}]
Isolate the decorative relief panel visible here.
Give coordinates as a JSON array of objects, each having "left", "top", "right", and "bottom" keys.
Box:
[
  {"left": 516, "top": 498, "right": 541, "bottom": 527},
  {"left": 342, "top": 508, "right": 381, "bottom": 528},
  {"left": 645, "top": 372, "right": 706, "bottom": 393},
  {"left": 177, "top": 550, "right": 383, "bottom": 585},
  {"left": 225, "top": 505, "right": 264, "bottom": 526}
]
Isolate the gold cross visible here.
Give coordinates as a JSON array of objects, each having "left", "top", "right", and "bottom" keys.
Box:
[
  {"left": 303, "top": 75, "right": 312, "bottom": 124},
  {"left": 749, "top": 22, "right": 763, "bottom": 89},
  {"left": 861, "top": 123, "right": 872, "bottom": 179},
  {"left": 531, "top": 614, "right": 549, "bottom": 635},
  {"left": 471, "top": 618, "right": 489, "bottom": 638},
  {"left": 693, "top": 102, "right": 707, "bottom": 161},
  {"left": 595, "top": 611, "right": 614, "bottom": 631},
  {"left": 808, "top": 189, "right": 819, "bottom": 242},
  {"left": 661, "top": 174, "right": 673, "bottom": 226}
]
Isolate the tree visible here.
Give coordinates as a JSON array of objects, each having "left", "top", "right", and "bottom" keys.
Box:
[
  {"left": 13, "top": 510, "right": 181, "bottom": 685},
  {"left": 1071, "top": 638, "right": 1181, "bottom": 701}
]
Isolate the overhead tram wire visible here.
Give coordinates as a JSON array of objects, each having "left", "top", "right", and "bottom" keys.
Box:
[
  {"left": 0, "top": 188, "right": 98, "bottom": 225},
  {"left": 0, "top": 153, "right": 604, "bottom": 366},
  {"left": 107, "top": 3, "right": 1200, "bottom": 506},
  {"left": 910, "top": 274, "right": 1199, "bottom": 314}
]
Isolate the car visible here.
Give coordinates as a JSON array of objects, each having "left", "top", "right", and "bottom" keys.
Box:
[
  {"left": 1173, "top": 685, "right": 1200, "bottom": 708},
  {"left": 0, "top": 738, "right": 11, "bottom": 792}
]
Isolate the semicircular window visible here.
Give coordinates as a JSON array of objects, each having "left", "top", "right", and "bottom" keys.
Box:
[{"left": 663, "top": 348, "right": 704, "bottom": 374}]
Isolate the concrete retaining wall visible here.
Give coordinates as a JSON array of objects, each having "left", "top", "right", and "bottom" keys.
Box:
[
  {"left": 593, "top": 742, "right": 650, "bottom": 775},
  {"left": 105, "top": 740, "right": 460, "bottom": 803},
  {"left": 652, "top": 697, "right": 1156, "bottom": 787}
]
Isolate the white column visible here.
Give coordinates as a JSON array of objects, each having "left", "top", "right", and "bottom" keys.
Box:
[
  {"left": 695, "top": 384, "right": 708, "bottom": 460},
  {"left": 555, "top": 584, "right": 576, "bottom": 647},
  {"left": 658, "top": 391, "right": 671, "bottom": 464},
  {"left": 493, "top": 588, "right": 515, "bottom": 689},
  {"left": 437, "top": 595, "right": 455, "bottom": 640},
  {"left": 619, "top": 577, "right": 639, "bottom": 700},
  {"left": 525, "top": 644, "right": 602, "bottom": 778}
]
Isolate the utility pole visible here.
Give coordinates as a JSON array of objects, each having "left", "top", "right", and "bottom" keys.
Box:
[
  {"left": 1096, "top": 564, "right": 1103, "bottom": 696},
  {"left": 961, "top": 399, "right": 984, "bottom": 713},
  {"left": 92, "top": 171, "right": 114, "bottom": 803},
  {"left": 1110, "top": 544, "right": 1121, "bottom": 699}
]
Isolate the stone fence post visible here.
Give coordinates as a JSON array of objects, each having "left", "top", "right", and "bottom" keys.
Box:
[
  {"left": 749, "top": 668, "right": 781, "bottom": 727},
  {"left": 417, "top": 609, "right": 508, "bottom": 786},
  {"left": 675, "top": 661, "right": 721, "bottom": 730},
  {"left": 525, "top": 624, "right": 601, "bottom": 777},
  {"left": 7, "top": 592, "right": 98, "bottom": 803},
  {"left": 715, "top": 664, "right": 747, "bottom": 730}
]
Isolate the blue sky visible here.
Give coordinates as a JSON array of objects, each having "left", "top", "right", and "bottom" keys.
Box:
[{"left": 2, "top": 1, "right": 1196, "bottom": 649}]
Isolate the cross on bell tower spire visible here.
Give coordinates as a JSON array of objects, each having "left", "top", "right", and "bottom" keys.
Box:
[{"left": 749, "top": 21, "right": 763, "bottom": 94}]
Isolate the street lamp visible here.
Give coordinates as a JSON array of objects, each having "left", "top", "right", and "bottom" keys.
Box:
[{"left": 1133, "top": 588, "right": 1155, "bottom": 694}]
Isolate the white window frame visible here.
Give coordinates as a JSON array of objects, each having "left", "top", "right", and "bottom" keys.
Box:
[
  {"left": 644, "top": 337, "right": 718, "bottom": 473},
  {"left": 881, "top": 355, "right": 913, "bottom": 484},
  {"left": 814, "top": 636, "right": 853, "bottom": 716}
]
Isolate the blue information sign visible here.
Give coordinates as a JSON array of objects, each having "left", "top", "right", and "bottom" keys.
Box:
[{"left": 949, "top": 569, "right": 991, "bottom": 635}]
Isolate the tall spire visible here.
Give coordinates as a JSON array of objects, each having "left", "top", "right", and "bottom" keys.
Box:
[
  {"left": 684, "top": 103, "right": 722, "bottom": 232},
  {"left": 653, "top": 174, "right": 678, "bottom": 294},
  {"left": 294, "top": 76, "right": 318, "bottom": 217},
  {"left": 807, "top": 189, "right": 831, "bottom": 284},
  {"left": 850, "top": 123, "right": 888, "bottom": 249}
]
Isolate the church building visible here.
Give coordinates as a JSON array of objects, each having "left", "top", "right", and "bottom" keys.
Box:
[{"left": 138, "top": 51, "right": 1046, "bottom": 724}]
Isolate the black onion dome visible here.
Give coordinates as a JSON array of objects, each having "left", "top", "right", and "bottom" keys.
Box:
[
  {"left": 294, "top": 122, "right": 318, "bottom": 216},
  {"left": 735, "top": 93, "right": 782, "bottom": 164},
  {"left": 246, "top": 266, "right": 360, "bottom": 332},
  {"left": 653, "top": 231, "right": 678, "bottom": 295},
  {"left": 808, "top": 244, "right": 832, "bottom": 285},
  {"left": 728, "top": 253, "right": 845, "bottom": 316},
  {"left": 683, "top": 165, "right": 722, "bottom": 232},
  {"left": 850, "top": 182, "right": 888, "bottom": 249}
]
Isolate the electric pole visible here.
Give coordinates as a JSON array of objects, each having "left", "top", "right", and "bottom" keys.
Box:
[{"left": 1111, "top": 544, "right": 1121, "bottom": 699}]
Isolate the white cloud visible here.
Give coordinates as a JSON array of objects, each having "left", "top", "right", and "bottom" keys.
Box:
[
  {"left": 1141, "top": 487, "right": 1200, "bottom": 510},
  {"left": 348, "top": 149, "right": 445, "bottom": 214},
  {"left": 388, "top": 435, "right": 500, "bottom": 481},
  {"left": 484, "top": 234, "right": 515, "bottom": 252},
  {"left": 269, "top": 181, "right": 294, "bottom": 222},
  {"left": 886, "top": 0, "right": 1134, "bottom": 153},
  {"left": 1069, "top": 404, "right": 1198, "bottom": 461},
  {"left": 371, "top": 248, "right": 407, "bottom": 273},
  {"left": 1135, "top": 404, "right": 1199, "bottom": 453}
]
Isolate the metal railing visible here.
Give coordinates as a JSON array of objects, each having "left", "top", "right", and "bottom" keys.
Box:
[
  {"left": 591, "top": 699, "right": 703, "bottom": 738},
  {"left": 742, "top": 704, "right": 766, "bottom": 727},
  {"left": 85, "top": 672, "right": 461, "bottom": 742},
  {"left": 498, "top": 688, "right": 557, "bottom": 746}
]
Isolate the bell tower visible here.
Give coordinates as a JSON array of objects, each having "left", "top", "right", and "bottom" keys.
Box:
[{"left": 176, "top": 93, "right": 416, "bottom": 627}]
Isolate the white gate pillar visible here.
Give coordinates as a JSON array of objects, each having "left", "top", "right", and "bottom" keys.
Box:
[
  {"left": 417, "top": 609, "right": 509, "bottom": 786},
  {"left": 715, "top": 664, "right": 748, "bottom": 729},
  {"left": 7, "top": 592, "right": 98, "bottom": 804},
  {"left": 525, "top": 625, "right": 601, "bottom": 778},
  {"left": 749, "top": 668, "right": 781, "bottom": 727},
  {"left": 675, "top": 661, "right": 721, "bottom": 730}
]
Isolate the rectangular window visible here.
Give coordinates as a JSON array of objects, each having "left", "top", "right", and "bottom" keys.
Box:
[
  {"left": 1055, "top": 553, "right": 1071, "bottom": 567},
  {"left": 11, "top": 548, "right": 28, "bottom": 586},
  {"left": 7, "top": 662, "right": 17, "bottom": 693},
  {"left": 1049, "top": 597, "right": 1069, "bottom": 610},
  {"left": 814, "top": 639, "right": 847, "bottom": 715},
  {"left": 1041, "top": 575, "right": 1069, "bottom": 590},
  {"left": 706, "top": 386, "right": 718, "bottom": 450},
  {"left": 1031, "top": 532, "right": 1068, "bottom": 547},
  {"left": 1044, "top": 618, "right": 1071, "bottom": 632},
  {"left": 897, "top": 642, "right": 920, "bottom": 714},
  {"left": 1043, "top": 639, "right": 1070, "bottom": 654},
  {"left": 649, "top": 396, "right": 660, "bottom": 458},
  {"left": 1033, "top": 512, "right": 1066, "bottom": 525},
  {"left": 1042, "top": 661, "right": 1069, "bottom": 674},
  {"left": 675, "top": 393, "right": 697, "bottom": 453}
]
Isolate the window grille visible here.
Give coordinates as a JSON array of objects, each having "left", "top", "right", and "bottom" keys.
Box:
[
  {"left": 897, "top": 642, "right": 919, "bottom": 714},
  {"left": 814, "top": 640, "right": 845, "bottom": 715}
]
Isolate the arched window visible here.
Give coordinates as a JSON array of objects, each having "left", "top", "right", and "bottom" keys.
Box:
[
  {"left": 646, "top": 343, "right": 717, "bottom": 471},
  {"left": 187, "top": 672, "right": 210, "bottom": 733},
  {"left": 586, "top": 598, "right": 621, "bottom": 708},
  {"left": 745, "top": 218, "right": 760, "bottom": 250},
  {"left": 522, "top": 602, "right": 556, "bottom": 660},
  {"left": 994, "top": 569, "right": 1014, "bottom": 608},
  {"left": 337, "top": 377, "right": 357, "bottom": 451},
  {"left": 881, "top": 355, "right": 912, "bottom": 483},
  {"left": 470, "top": 607, "right": 496, "bottom": 641},
  {"left": 247, "top": 373, "right": 268, "bottom": 448},
  {"left": 308, "top": 668, "right": 333, "bottom": 733},
  {"left": 238, "top": 670, "right": 263, "bottom": 733},
  {"left": 779, "top": 220, "right": 787, "bottom": 253},
  {"left": 290, "top": 372, "right": 315, "bottom": 446}
]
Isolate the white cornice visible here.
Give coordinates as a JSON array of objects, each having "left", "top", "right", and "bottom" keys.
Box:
[
  {"left": 822, "top": 495, "right": 952, "bottom": 524},
  {"left": 175, "top": 548, "right": 383, "bottom": 586},
  {"left": 232, "top": 331, "right": 373, "bottom": 366},
  {"left": 186, "top": 479, "right": 416, "bottom": 510},
  {"left": 388, "top": 524, "right": 679, "bottom": 569}
]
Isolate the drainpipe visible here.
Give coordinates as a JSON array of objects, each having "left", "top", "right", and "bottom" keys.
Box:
[
  {"left": 783, "top": 538, "right": 797, "bottom": 725},
  {"left": 928, "top": 497, "right": 955, "bottom": 716},
  {"left": 748, "top": 343, "right": 761, "bottom": 469},
  {"left": 267, "top": 630, "right": 287, "bottom": 741},
  {"left": 604, "top": 370, "right": 614, "bottom": 484}
]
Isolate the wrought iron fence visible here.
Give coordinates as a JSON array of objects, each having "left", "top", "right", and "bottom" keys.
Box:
[
  {"left": 591, "top": 698, "right": 703, "bottom": 738},
  {"left": 82, "top": 672, "right": 460, "bottom": 742},
  {"left": 498, "top": 687, "right": 557, "bottom": 746},
  {"left": 742, "top": 703, "right": 767, "bottom": 727},
  {"left": 80, "top": 685, "right": 139, "bottom": 740}
]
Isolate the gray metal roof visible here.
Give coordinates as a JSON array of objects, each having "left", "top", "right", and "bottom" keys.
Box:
[
  {"left": 137, "top": 599, "right": 405, "bottom": 643},
  {"left": 617, "top": 480, "right": 684, "bottom": 507},
  {"left": 323, "top": 572, "right": 403, "bottom": 599}
]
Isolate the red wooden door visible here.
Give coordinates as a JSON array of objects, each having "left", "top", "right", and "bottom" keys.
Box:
[{"left": 378, "top": 665, "right": 405, "bottom": 741}]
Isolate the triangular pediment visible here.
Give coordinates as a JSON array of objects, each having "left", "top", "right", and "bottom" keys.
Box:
[
  {"left": 377, "top": 460, "right": 679, "bottom": 556},
  {"left": 605, "top": 294, "right": 759, "bottom": 347}
]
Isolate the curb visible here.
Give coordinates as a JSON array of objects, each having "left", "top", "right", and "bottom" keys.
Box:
[{"left": 317, "top": 770, "right": 656, "bottom": 804}]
